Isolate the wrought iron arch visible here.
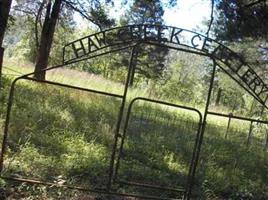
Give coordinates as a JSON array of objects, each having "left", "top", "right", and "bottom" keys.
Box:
[
  {"left": 63, "top": 24, "right": 268, "bottom": 108},
  {"left": 1, "top": 24, "right": 268, "bottom": 200}
]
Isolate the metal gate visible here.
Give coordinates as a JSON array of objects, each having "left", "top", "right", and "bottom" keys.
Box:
[{"left": 1, "top": 24, "right": 268, "bottom": 199}]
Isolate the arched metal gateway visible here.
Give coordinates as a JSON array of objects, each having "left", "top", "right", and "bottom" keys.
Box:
[{"left": 1, "top": 24, "right": 268, "bottom": 199}]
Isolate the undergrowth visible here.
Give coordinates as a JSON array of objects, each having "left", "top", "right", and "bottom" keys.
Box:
[{"left": 0, "top": 65, "right": 267, "bottom": 199}]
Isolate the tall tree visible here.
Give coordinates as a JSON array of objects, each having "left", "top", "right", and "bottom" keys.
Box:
[
  {"left": 214, "top": 0, "right": 268, "bottom": 78},
  {"left": 213, "top": 0, "right": 268, "bottom": 112},
  {"left": 0, "top": 0, "right": 13, "bottom": 86},
  {"left": 14, "top": 0, "right": 114, "bottom": 80},
  {"left": 34, "top": 0, "right": 63, "bottom": 80},
  {"left": 214, "top": 0, "right": 268, "bottom": 40},
  {"left": 120, "top": 0, "right": 170, "bottom": 86}
]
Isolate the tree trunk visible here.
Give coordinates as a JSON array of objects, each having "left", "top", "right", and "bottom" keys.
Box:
[
  {"left": 215, "top": 87, "right": 222, "bottom": 106},
  {"left": 34, "top": 0, "right": 62, "bottom": 80},
  {"left": 0, "top": 0, "right": 13, "bottom": 87}
]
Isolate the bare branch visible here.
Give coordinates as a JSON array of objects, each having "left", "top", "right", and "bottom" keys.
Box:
[
  {"left": 35, "top": 1, "right": 46, "bottom": 49},
  {"left": 13, "top": 8, "right": 37, "bottom": 16},
  {"left": 244, "top": 0, "right": 266, "bottom": 8},
  {"left": 259, "top": 46, "right": 268, "bottom": 51},
  {"left": 206, "top": 0, "right": 214, "bottom": 37},
  {"left": 63, "top": 0, "right": 102, "bottom": 30}
]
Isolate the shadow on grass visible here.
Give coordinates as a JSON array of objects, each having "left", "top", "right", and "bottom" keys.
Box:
[{"left": 0, "top": 77, "right": 267, "bottom": 199}]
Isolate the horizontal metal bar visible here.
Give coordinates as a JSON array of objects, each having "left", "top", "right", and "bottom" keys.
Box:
[
  {"left": 0, "top": 176, "right": 182, "bottom": 200},
  {"left": 64, "top": 41, "right": 136, "bottom": 64},
  {"left": 63, "top": 24, "right": 268, "bottom": 99},
  {"left": 64, "top": 26, "right": 125, "bottom": 46},
  {"left": 2, "top": 66, "right": 24, "bottom": 75},
  {"left": 130, "top": 97, "right": 203, "bottom": 121},
  {"left": 117, "top": 180, "right": 185, "bottom": 193},
  {"left": 22, "top": 77, "right": 123, "bottom": 99},
  {"left": 64, "top": 43, "right": 136, "bottom": 65},
  {"left": 143, "top": 41, "right": 210, "bottom": 57},
  {"left": 207, "top": 111, "right": 268, "bottom": 124},
  {"left": 114, "top": 96, "right": 202, "bottom": 200},
  {"left": 15, "top": 45, "right": 136, "bottom": 81},
  {"left": 2, "top": 74, "right": 21, "bottom": 77}
]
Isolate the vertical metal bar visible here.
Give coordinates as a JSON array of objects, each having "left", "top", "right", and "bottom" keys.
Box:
[
  {"left": 0, "top": 47, "right": 4, "bottom": 88},
  {"left": 115, "top": 97, "right": 203, "bottom": 195},
  {"left": 264, "top": 127, "right": 268, "bottom": 150},
  {"left": 185, "top": 60, "right": 217, "bottom": 200},
  {"left": 62, "top": 46, "right": 65, "bottom": 64},
  {"left": 107, "top": 45, "right": 138, "bottom": 190},
  {"left": 129, "top": 50, "right": 137, "bottom": 87},
  {"left": 247, "top": 121, "right": 254, "bottom": 146},
  {"left": 113, "top": 98, "right": 135, "bottom": 181},
  {"left": 185, "top": 119, "right": 202, "bottom": 200},
  {"left": 225, "top": 113, "right": 232, "bottom": 139},
  {"left": 0, "top": 78, "right": 20, "bottom": 172}
]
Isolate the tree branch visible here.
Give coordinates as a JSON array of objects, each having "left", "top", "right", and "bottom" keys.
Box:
[
  {"left": 13, "top": 8, "right": 37, "bottom": 16},
  {"left": 206, "top": 0, "right": 214, "bottom": 37},
  {"left": 244, "top": 0, "right": 266, "bottom": 8},
  {"left": 63, "top": 0, "right": 102, "bottom": 30},
  {"left": 259, "top": 46, "right": 268, "bottom": 51},
  {"left": 35, "top": 1, "right": 46, "bottom": 49}
]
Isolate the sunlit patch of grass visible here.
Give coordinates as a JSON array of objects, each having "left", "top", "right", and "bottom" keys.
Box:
[
  {"left": 163, "top": 151, "right": 187, "bottom": 174},
  {"left": 61, "top": 135, "right": 109, "bottom": 174},
  {"left": 0, "top": 64, "right": 267, "bottom": 199},
  {"left": 5, "top": 143, "right": 57, "bottom": 178},
  {"left": 2, "top": 59, "right": 34, "bottom": 76}
]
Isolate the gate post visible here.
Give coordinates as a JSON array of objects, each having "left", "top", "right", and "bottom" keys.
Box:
[
  {"left": 107, "top": 45, "right": 139, "bottom": 191},
  {"left": 225, "top": 113, "right": 232, "bottom": 139},
  {"left": 265, "top": 128, "right": 268, "bottom": 150},
  {"left": 186, "top": 60, "right": 217, "bottom": 199},
  {"left": 247, "top": 121, "right": 254, "bottom": 146},
  {"left": 0, "top": 47, "right": 4, "bottom": 88}
]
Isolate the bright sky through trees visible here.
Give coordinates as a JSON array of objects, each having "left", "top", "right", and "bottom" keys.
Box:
[
  {"left": 163, "top": 0, "right": 210, "bottom": 31},
  {"left": 76, "top": 0, "right": 211, "bottom": 32}
]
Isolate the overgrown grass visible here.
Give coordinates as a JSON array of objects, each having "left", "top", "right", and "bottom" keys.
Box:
[{"left": 0, "top": 64, "right": 267, "bottom": 199}]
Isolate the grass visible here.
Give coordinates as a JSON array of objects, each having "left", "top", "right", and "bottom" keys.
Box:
[{"left": 0, "top": 63, "right": 268, "bottom": 199}]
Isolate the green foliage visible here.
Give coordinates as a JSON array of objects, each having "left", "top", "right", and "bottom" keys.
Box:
[
  {"left": 117, "top": 0, "right": 169, "bottom": 85},
  {"left": 2, "top": 0, "right": 268, "bottom": 198},
  {"left": 123, "top": 0, "right": 164, "bottom": 24},
  {"left": 214, "top": 0, "right": 268, "bottom": 40},
  {"left": 89, "top": 5, "right": 115, "bottom": 29},
  {"left": 49, "top": 24, "right": 75, "bottom": 66},
  {"left": 0, "top": 68, "right": 267, "bottom": 199},
  {"left": 5, "top": 16, "right": 38, "bottom": 63},
  {"left": 157, "top": 51, "right": 207, "bottom": 105}
]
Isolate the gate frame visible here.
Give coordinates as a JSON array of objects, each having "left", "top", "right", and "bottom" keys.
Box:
[
  {"left": 1, "top": 24, "right": 268, "bottom": 200},
  {"left": 113, "top": 97, "right": 203, "bottom": 197}
]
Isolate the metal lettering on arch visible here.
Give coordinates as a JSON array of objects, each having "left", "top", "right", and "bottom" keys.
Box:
[{"left": 63, "top": 24, "right": 268, "bottom": 108}]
